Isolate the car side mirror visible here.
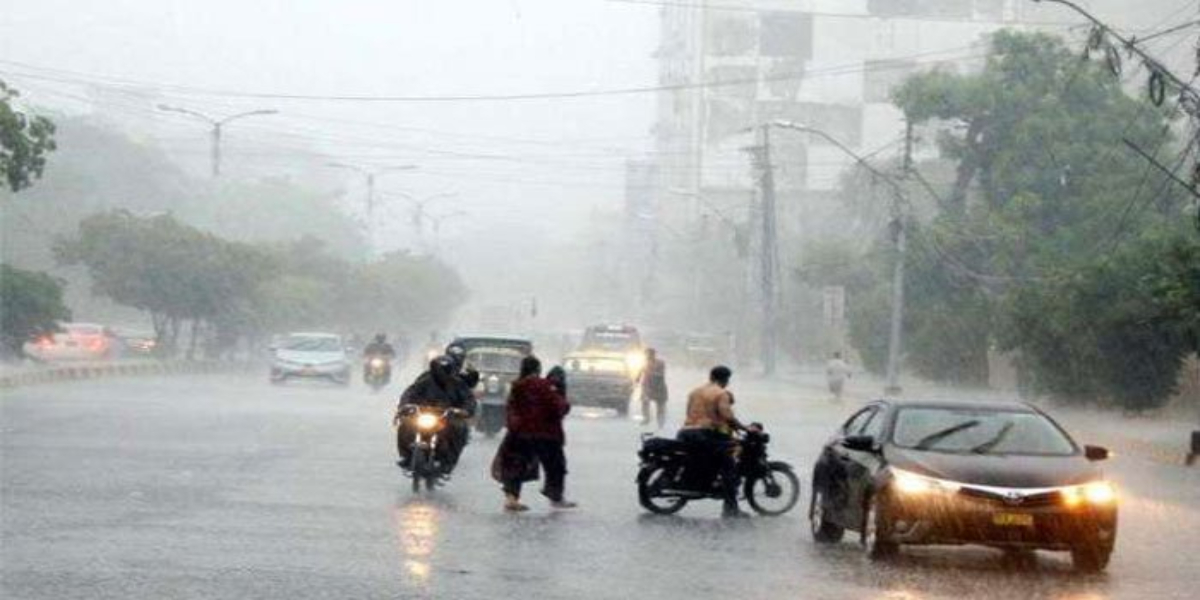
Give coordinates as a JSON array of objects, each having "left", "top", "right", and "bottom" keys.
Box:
[
  {"left": 1084, "top": 445, "right": 1110, "bottom": 461},
  {"left": 842, "top": 434, "right": 877, "bottom": 453}
]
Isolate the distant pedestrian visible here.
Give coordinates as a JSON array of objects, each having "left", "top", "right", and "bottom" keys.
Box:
[
  {"left": 826, "top": 351, "right": 852, "bottom": 401},
  {"left": 639, "top": 348, "right": 669, "bottom": 429},
  {"left": 493, "top": 355, "right": 576, "bottom": 512}
]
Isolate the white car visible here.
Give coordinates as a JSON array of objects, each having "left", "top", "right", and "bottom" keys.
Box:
[{"left": 269, "top": 332, "right": 351, "bottom": 385}]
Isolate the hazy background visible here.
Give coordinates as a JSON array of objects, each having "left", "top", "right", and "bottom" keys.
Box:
[{"left": 0, "top": 0, "right": 660, "bottom": 330}]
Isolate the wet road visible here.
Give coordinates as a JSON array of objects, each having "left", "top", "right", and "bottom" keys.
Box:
[{"left": 3, "top": 371, "right": 1199, "bottom": 599}]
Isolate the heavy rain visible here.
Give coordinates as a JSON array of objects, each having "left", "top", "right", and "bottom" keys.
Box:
[{"left": 1, "top": 1, "right": 1199, "bottom": 599}]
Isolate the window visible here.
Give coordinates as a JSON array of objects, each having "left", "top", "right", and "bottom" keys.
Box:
[
  {"left": 860, "top": 406, "right": 887, "bottom": 438},
  {"left": 841, "top": 407, "right": 877, "bottom": 436},
  {"left": 892, "top": 407, "right": 1077, "bottom": 456}
]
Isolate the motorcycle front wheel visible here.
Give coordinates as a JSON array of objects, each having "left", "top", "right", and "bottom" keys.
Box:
[
  {"left": 637, "top": 465, "right": 688, "bottom": 515},
  {"left": 744, "top": 462, "right": 801, "bottom": 516},
  {"left": 410, "top": 445, "right": 427, "bottom": 493}
]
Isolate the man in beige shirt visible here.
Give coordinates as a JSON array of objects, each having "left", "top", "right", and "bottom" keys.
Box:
[{"left": 678, "top": 365, "right": 753, "bottom": 518}]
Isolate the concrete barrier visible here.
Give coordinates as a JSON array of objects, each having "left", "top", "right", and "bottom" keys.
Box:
[{"left": 0, "top": 360, "right": 250, "bottom": 390}]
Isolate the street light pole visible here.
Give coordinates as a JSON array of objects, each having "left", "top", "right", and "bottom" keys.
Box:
[
  {"left": 157, "top": 105, "right": 277, "bottom": 177},
  {"left": 326, "top": 163, "right": 418, "bottom": 257},
  {"left": 772, "top": 120, "right": 908, "bottom": 395}
]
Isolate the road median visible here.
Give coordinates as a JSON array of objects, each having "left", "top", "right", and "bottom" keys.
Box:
[{"left": 0, "top": 360, "right": 248, "bottom": 389}]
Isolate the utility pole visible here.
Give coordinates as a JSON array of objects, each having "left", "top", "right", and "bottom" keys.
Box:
[
  {"left": 157, "top": 105, "right": 278, "bottom": 177},
  {"left": 772, "top": 120, "right": 908, "bottom": 395},
  {"left": 326, "top": 163, "right": 418, "bottom": 257},
  {"left": 746, "top": 125, "right": 780, "bottom": 377}
]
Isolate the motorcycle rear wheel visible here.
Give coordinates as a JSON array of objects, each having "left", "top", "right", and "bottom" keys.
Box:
[
  {"left": 637, "top": 465, "right": 688, "bottom": 515},
  {"left": 744, "top": 462, "right": 801, "bottom": 516}
]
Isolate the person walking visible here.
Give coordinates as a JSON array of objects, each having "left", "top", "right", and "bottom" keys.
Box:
[
  {"left": 493, "top": 355, "right": 577, "bottom": 512},
  {"left": 825, "top": 351, "right": 852, "bottom": 401},
  {"left": 639, "top": 348, "right": 669, "bottom": 429}
]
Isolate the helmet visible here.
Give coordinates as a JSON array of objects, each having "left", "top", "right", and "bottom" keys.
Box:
[
  {"left": 446, "top": 345, "right": 466, "bottom": 367},
  {"left": 374, "top": 333, "right": 386, "bottom": 343}
]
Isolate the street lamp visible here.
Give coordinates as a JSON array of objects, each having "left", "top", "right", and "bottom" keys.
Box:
[
  {"left": 326, "top": 163, "right": 418, "bottom": 257},
  {"left": 771, "top": 120, "right": 908, "bottom": 396},
  {"left": 157, "top": 105, "right": 278, "bottom": 177}
]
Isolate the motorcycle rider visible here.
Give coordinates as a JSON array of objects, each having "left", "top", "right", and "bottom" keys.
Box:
[
  {"left": 677, "top": 365, "right": 756, "bottom": 518},
  {"left": 446, "top": 343, "right": 482, "bottom": 389},
  {"left": 395, "top": 356, "right": 476, "bottom": 470},
  {"left": 363, "top": 333, "right": 396, "bottom": 380}
]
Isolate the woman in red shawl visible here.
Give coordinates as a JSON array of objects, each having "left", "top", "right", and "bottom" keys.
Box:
[{"left": 492, "top": 355, "right": 576, "bottom": 512}]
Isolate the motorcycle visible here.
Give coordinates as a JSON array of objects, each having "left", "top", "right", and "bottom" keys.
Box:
[
  {"left": 364, "top": 356, "right": 392, "bottom": 391},
  {"left": 395, "top": 405, "right": 467, "bottom": 493},
  {"left": 636, "top": 425, "right": 800, "bottom": 516}
]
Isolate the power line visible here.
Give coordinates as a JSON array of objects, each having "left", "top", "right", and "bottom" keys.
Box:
[{"left": 0, "top": 45, "right": 985, "bottom": 104}]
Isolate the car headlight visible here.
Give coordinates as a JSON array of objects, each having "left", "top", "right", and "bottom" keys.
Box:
[
  {"left": 370, "top": 358, "right": 386, "bottom": 368},
  {"left": 626, "top": 352, "right": 646, "bottom": 373},
  {"left": 1060, "top": 481, "right": 1117, "bottom": 507},
  {"left": 891, "top": 468, "right": 962, "bottom": 495},
  {"left": 415, "top": 413, "right": 440, "bottom": 430}
]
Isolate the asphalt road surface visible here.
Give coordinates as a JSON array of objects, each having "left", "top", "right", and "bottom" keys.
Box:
[{"left": 3, "top": 370, "right": 1199, "bottom": 600}]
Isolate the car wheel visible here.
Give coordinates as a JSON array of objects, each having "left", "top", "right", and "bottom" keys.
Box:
[
  {"left": 809, "top": 485, "right": 845, "bottom": 543},
  {"left": 1071, "top": 543, "right": 1113, "bottom": 573},
  {"left": 862, "top": 492, "right": 899, "bottom": 559}
]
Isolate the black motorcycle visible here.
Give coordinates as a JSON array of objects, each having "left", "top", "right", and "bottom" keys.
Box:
[
  {"left": 636, "top": 426, "right": 800, "bottom": 516},
  {"left": 364, "top": 356, "right": 392, "bottom": 391},
  {"left": 395, "top": 405, "right": 466, "bottom": 493}
]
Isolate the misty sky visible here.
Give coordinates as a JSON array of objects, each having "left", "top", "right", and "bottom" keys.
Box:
[{"left": 0, "top": 0, "right": 660, "bottom": 243}]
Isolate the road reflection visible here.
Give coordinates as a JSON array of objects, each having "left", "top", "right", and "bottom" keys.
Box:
[
  {"left": 392, "top": 500, "right": 442, "bottom": 588},
  {"left": 801, "top": 542, "right": 1114, "bottom": 600}
]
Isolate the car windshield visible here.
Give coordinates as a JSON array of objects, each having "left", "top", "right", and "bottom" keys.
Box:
[
  {"left": 466, "top": 349, "right": 523, "bottom": 373},
  {"left": 281, "top": 336, "right": 341, "bottom": 352},
  {"left": 892, "top": 407, "right": 1076, "bottom": 456}
]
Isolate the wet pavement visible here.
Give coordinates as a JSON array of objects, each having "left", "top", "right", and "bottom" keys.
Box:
[{"left": 2, "top": 371, "right": 1199, "bottom": 599}]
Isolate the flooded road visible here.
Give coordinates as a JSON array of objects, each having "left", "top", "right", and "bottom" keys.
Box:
[{"left": 3, "top": 371, "right": 1198, "bottom": 599}]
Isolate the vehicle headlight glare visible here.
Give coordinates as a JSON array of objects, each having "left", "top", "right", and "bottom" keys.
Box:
[
  {"left": 892, "top": 468, "right": 961, "bottom": 495},
  {"left": 1084, "top": 481, "right": 1116, "bottom": 504},
  {"left": 370, "top": 358, "right": 385, "bottom": 368},
  {"left": 626, "top": 352, "right": 646, "bottom": 373},
  {"left": 415, "top": 413, "right": 439, "bottom": 430}
]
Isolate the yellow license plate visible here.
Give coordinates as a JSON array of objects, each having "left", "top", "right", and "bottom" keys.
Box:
[{"left": 993, "top": 513, "right": 1034, "bottom": 527}]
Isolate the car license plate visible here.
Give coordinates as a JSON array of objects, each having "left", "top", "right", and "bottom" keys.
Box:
[{"left": 993, "top": 513, "right": 1034, "bottom": 527}]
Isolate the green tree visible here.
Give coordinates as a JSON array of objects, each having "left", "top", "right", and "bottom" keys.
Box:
[
  {"left": 0, "top": 264, "right": 71, "bottom": 358},
  {"left": 0, "top": 80, "right": 56, "bottom": 193},
  {"left": 847, "top": 29, "right": 1186, "bottom": 395}
]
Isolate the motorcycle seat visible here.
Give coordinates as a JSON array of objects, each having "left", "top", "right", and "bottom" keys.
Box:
[{"left": 640, "top": 437, "right": 690, "bottom": 456}]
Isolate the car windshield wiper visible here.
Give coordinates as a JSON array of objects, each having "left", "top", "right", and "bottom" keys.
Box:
[
  {"left": 970, "top": 422, "right": 1014, "bottom": 454},
  {"left": 914, "top": 420, "right": 981, "bottom": 450}
]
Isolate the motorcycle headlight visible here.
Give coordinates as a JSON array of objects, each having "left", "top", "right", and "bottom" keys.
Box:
[
  {"left": 1060, "top": 481, "right": 1117, "bottom": 507},
  {"left": 891, "top": 468, "right": 962, "bottom": 495},
  {"left": 370, "top": 358, "right": 385, "bottom": 368},
  {"left": 415, "top": 413, "right": 440, "bottom": 430}
]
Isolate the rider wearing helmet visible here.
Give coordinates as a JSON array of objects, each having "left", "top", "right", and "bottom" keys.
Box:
[
  {"left": 363, "top": 333, "right": 396, "bottom": 378},
  {"left": 445, "top": 343, "right": 482, "bottom": 389},
  {"left": 395, "top": 356, "right": 477, "bottom": 469}
]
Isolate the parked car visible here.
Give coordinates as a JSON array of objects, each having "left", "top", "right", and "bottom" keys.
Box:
[
  {"left": 24, "top": 323, "right": 117, "bottom": 362},
  {"left": 269, "top": 332, "right": 351, "bottom": 385},
  {"left": 809, "top": 398, "right": 1117, "bottom": 572}
]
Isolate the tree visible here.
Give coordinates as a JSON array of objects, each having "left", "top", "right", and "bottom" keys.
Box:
[
  {"left": 848, "top": 29, "right": 1188, "bottom": 395},
  {"left": 0, "top": 264, "right": 70, "bottom": 358},
  {"left": 0, "top": 80, "right": 56, "bottom": 193}
]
